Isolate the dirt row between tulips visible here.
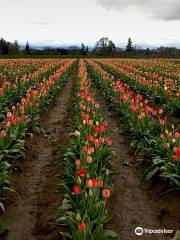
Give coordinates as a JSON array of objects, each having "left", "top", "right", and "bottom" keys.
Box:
[
  {"left": 92, "top": 87, "right": 180, "bottom": 240},
  {"left": 0, "top": 78, "right": 74, "bottom": 240}
]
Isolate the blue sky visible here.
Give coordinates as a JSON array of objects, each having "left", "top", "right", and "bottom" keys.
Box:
[{"left": 0, "top": 0, "right": 180, "bottom": 48}]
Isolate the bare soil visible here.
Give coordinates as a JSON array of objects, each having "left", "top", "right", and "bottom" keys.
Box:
[
  {"left": 93, "top": 88, "right": 180, "bottom": 240},
  {"left": 0, "top": 78, "right": 74, "bottom": 240}
]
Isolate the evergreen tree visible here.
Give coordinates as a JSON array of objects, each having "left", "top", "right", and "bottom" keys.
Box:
[
  {"left": 126, "top": 37, "right": 133, "bottom": 52},
  {"left": 81, "top": 43, "right": 86, "bottom": 55},
  {"left": 108, "top": 40, "right": 116, "bottom": 54},
  {"left": 10, "top": 40, "right": 20, "bottom": 54},
  {"left": 25, "top": 41, "right": 30, "bottom": 54},
  {"left": 0, "top": 38, "right": 9, "bottom": 54},
  {"left": 85, "top": 46, "right": 89, "bottom": 55}
]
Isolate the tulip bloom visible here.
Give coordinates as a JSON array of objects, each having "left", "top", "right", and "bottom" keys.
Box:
[
  {"left": 99, "top": 137, "right": 105, "bottom": 143},
  {"left": 160, "top": 133, "right": 164, "bottom": 139},
  {"left": 102, "top": 188, "right": 111, "bottom": 198},
  {"left": 0, "top": 130, "right": 7, "bottom": 138},
  {"left": 87, "top": 119, "right": 93, "bottom": 125},
  {"left": 7, "top": 112, "right": 12, "bottom": 118},
  {"left": 78, "top": 167, "right": 86, "bottom": 177},
  {"left": 94, "top": 139, "right": 100, "bottom": 148},
  {"left": 92, "top": 179, "right": 98, "bottom": 187},
  {"left": 97, "top": 179, "right": 104, "bottom": 188},
  {"left": 173, "top": 147, "right": 180, "bottom": 161},
  {"left": 106, "top": 139, "right": 112, "bottom": 146},
  {"left": 165, "top": 143, "right": 170, "bottom": 149},
  {"left": 86, "top": 179, "right": 93, "bottom": 188},
  {"left": 175, "top": 132, "right": 180, "bottom": 138},
  {"left": 86, "top": 135, "right": 94, "bottom": 142},
  {"left": 158, "top": 108, "right": 163, "bottom": 114},
  {"left": 73, "top": 185, "right": 81, "bottom": 195},
  {"left": 159, "top": 119, "right": 166, "bottom": 125},
  {"left": 74, "top": 130, "right": 81, "bottom": 138},
  {"left": 83, "top": 146, "right": 94, "bottom": 155},
  {"left": 86, "top": 156, "right": 93, "bottom": 164},
  {"left": 78, "top": 223, "right": 87, "bottom": 231},
  {"left": 75, "top": 159, "right": 81, "bottom": 166},
  {"left": 3, "top": 120, "right": 11, "bottom": 127}
]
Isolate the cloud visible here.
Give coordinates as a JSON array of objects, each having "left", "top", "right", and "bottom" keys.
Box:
[{"left": 96, "top": 0, "right": 180, "bottom": 20}]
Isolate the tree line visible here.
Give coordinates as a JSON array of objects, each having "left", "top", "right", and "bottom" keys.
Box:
[
  {"left": 93, "top": 37, "right": 180, "bottom": 58},
  {"left": 0, "top": 39, "right": 20, "bottom": 54},
  {"left": 0, "top": 37, "right": 180, "bottom": 58}
]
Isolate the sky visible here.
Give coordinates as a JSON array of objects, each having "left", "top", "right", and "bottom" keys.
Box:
[{"left": 0, "top": 0, "right": 180, "bottom": 48}]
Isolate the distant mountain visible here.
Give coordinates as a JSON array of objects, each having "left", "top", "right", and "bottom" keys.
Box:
[
  {"left": 20, "top": 40, "right": 94, "bottom": 50},
  {"left": 19, "top": 40, "right": 180, "bottom": 51}
]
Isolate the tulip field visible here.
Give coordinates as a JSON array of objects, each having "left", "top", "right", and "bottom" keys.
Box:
[
  {"left": 0, "top": 58, "right": 179, "bottom": 239},
  {"left": 87, "top": 59, "right": 180, "bottom": 187}
]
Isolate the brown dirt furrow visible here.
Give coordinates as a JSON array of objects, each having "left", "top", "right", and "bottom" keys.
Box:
[
  {"left": 92, "top": 88, "right": 179, "bottom": 240},
  {"left": 0, "top": 78, "right": 74, "bottom": 240}
]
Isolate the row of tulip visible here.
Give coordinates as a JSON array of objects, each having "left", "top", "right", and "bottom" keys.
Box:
[
  {"left": 57, "top": 59, "right": 118, "bottom": 239},
  {"left": 101, "top": 58, "right": 180, "bottom": 94},
  {"left": 0, "top": 60, "right": 65, "bottom": 115},
  {"left": 88, "top": 60, "right": 167, "bottom": 127},
  {"left": 120, "top": 59, "right": 180, "bottom": 79},
  {"left": 0, "top": 59, "right": 75, "bottom": 213},
  {"left": 0, "top": 59, "right": 44, "bottom": 83},
  {"left": 0, "top": 60, "right": 68, "bottom": 161},
  {"left": 86, "top": 60, "right": 180, "bottom": 188},
  {"left": 97, "top": 59, "right": 180, "bottom": 116}
]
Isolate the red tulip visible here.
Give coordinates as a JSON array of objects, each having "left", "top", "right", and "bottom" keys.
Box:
[
  {"left": 94, "top": 139, "right": 100, "bottom": 148},
  {"left": 159, "top": 119, "right": 166, "bottom": 125},
  {"left": 106, "top": 139, "right": 112, "bottom": 146},
  {"left": 102, "top": 188, "right": 111, "bottom": 198},
  {"left": 86, "top": 179, "right": 93, "bottom": 188},
  {"left": 175, "top": 132, "right": 180, "bottom": 138},
  {"left": 97, "top": 179, "right": 104, "bottom": 188},
  {"left": 78, "top": 167, "right": 86, "bottom": 177},
  {"left": 92, "top": 179, "right": 98, "bottom": 187},
  {"left": 99, "top": 137, "right": 105, "bottom": 143},
  {"left": 73, "top": 185, "right": 81, "bottom": 195},
  {"left": 173, "top": 147, "right": 180, "bottom": 161},
  {"left": 3, "top": 120, "right": 11, "bottom": 127},
  {"left": 83, "top": 146, "right": 94, "bottom": 155},
  {"left": 87, "top": 119, "right": 93, "bottom": 125},
  {"left": 78, "top": 223, "right": 87, "bottom": 231},
  {"left": 86, "top": 135, "right": 94, "bottom": 142}
]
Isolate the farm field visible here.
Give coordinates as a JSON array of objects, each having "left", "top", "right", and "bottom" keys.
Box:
[{"left": 0, "top": 58, "right": 179, "bottom": 240}]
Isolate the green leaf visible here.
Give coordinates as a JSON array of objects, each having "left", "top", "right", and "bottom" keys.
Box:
[
  {"left": 60, "top": 231, "right": 72, "bottom": 239},
  {"left": 142, "top": 166, "right": 160, "bottom": 182},
  {"left": 0, "top": 223, "right": 9, "bottom": 234},
  {"left": 0, "top": 202, "right": 5, "bottom": 213},
  {"left": 60, "top": 203, "right": 72, "bottom": 210},
  {"left": 104, "top": 230, "right": 119, "bottom": 239},
  {"left": 153, "top": 157, "right": 164, "bottom": 165}
]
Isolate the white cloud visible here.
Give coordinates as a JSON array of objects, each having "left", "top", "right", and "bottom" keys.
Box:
[{"left": 96, "top": 0, "right": 180, "bottom": 20}]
